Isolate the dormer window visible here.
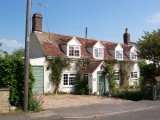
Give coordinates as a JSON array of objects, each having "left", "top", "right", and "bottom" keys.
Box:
[
  {"left": 69, "top": 46, "right": 80, "bottom": 57},
  {"left": 94, "top": 48, "right": 104, "bottom": 59},
  {"left": 130, "top": 52, "right": 137, "bottom": 60},
  {"left": 116, "top": 51, "right": 123, "bottom": 60}
]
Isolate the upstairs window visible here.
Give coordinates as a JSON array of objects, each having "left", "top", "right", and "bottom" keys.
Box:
[
  {"left": 94, "top": 48, "right": 104, "bottom": 59},
  {"left": 69, "top": 46, "right": 80, "bottom": 57},
  {"left": 116, "top": 51, "right": 123, "bottom": 60},
  {"left": 131, "top": 71, "right": 138, "bottom": 79},
  {"left": 131, "top": 52, "right": 137, "bottom": 60},
  {"left": 115, "top": 71, "right": 120, "bottom": 80}
]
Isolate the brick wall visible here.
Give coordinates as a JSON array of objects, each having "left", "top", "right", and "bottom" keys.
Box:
[{"left": 0, "top": 89, "right": 9, "bottom": 113}]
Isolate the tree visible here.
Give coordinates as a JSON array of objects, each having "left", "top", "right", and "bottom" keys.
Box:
[
  {"left": 12, "top": 48, "right": 24, "bottom": 57},
  {"left": 137, "top": 29, "right": 160, "bottom": 65},
  {"left": 137, "top": 29, "right": 160, "bottom": 84}
]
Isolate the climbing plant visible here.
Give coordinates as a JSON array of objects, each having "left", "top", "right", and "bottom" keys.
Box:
[
  {"left": 75, "top": 59, "right": 91, "bottom": 95},
  {"left": 48, "top": 57, "right": 70, "bottom": 94},
  {"left": 76, "top": 59, "right": 91, "bottom": 71},
  {"left": 119, "top": 60, "right": 134, "bottom": 89},
  {"left": 104, "top": 59, "right": 118, "bottom": 92}
]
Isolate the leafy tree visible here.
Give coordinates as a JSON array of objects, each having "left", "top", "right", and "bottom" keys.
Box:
[
  {"left": 12, "top": 48, "right": 24, "bottom": 57},
  {"left": 137, "top": 29, "right": 160, "bottom": 65},
  {"left": 137, "top": 29, "right": 160, "bottom": 85}
]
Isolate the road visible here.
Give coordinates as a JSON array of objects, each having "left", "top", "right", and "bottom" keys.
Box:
[
  {"left": 0, "top": 101, "right": 160, "bottom": 120},
  {"left": 90, "top": 105, "right": 160, "bottom": 120}
]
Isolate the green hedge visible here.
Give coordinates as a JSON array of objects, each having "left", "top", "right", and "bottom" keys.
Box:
[
  {"left": 118, "top": 90, "right": 145, "bottom": 101},
  {"left": 0, "top": 57, "right": 35, "bottom": 107}
]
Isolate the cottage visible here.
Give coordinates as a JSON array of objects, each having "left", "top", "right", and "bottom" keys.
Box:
[{"left": 30, "top": 13, "right": 140, "bottom": 95}]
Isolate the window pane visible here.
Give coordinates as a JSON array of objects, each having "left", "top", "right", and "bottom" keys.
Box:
[
  {"left": 131, "top": 71, "right": 137, "bottom": 79},
  {"left": 69, "top": 46, "right": 80, "bottom": 57},
  {"left": 115, "top": 71, "right": 120, "bottom": 80},
  {"left": 69, "top": 76, "right": 76, "bottom": 85},
  {"left": 69, "top": 47, "right": 74, "bottom": 56},
  {"left": 116, "top": 51, "right": 122, "bottom": 59},
  {"left": 95, "top": 49, "right": 103, "bottom": 58},
  {"left": 75, "top": 50, "right": 79, "bottom": 56},
  {"left": 63, "top": 74, "right": 68, "bottom": 85},
  {"left": 95, "top": 49, "right": 98, "bottom": 57},
  {"left": 131, "top": 52, "right": 137, "bottom": 60}
]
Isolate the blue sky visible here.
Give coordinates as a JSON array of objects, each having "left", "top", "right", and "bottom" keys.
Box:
[{"left": 0, "top": 0, "right": 160, "bottom": 53}]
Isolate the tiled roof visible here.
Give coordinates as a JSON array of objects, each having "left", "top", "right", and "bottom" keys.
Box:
[
  {"left": 82, "top": 61, "right": 102, "bottom": 73},
  {"left": 34, "top": 31, "right": 134, "bottom": 60},
  {"left": 122, "top": 45, "right": 133, "bottom": 51}
]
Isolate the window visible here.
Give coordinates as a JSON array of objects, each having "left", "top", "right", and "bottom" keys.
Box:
[
  {"left": 116, "top": 51, "right": 123, "bottom": 59},
  {"left": 115, "top": 71, "right": 120, "bottom": 80},
  {"left": 131, "top": 71, "right": 138, "bottom": 79},
  {"left": 131, "top": 52, "right": 137, "bottom": 60},
  {"left": 94, "top": 48, "right": 104, "bottom": 59},
  {"left": 63, "top": 74, "right": 76, "bottom": 86},
  {"left": 69, "top": 46, "right": 80, "bottom": 57}
]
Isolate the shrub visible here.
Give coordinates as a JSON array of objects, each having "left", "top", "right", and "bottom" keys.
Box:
[
  {"left": 29, "top": 93, "right": 44, "bottom": 112},
  {"left": 118, "top": 90, "right": 145, "bottom": 101},
  {"left": 0, "top": 56, "right": 35, "bottom": 109},
  {"left": 76, "top": 79, "right": 89, "bottom": 95}
]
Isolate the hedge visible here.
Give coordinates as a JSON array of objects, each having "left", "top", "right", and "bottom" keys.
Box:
[{"left": 0, "top": 57, "right": 35, "bottom": 108}]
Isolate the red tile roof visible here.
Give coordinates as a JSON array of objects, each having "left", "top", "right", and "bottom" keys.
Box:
[
  {"left": 34, "top": 31, "right": 134, "bottom": 60},
  {"left": 82, "top": 61, "right": 102, "bottom": 73}
]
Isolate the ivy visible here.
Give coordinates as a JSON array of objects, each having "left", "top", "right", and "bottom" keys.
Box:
[
  {"left": 119, "top": 60, "right": 134, "bottom": 89},
  {"left": 104, "top": 59, "right": 118, "bottom": 92},
  {"left": 48, "top": 57, "right": 70, "bottom": 94},
  {"left": 75, "top": 59, "right": 91, "bottom": 95}
]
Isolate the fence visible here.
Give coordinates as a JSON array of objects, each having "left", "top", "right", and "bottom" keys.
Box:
[{"left": 145, "top": 85, "right": 160, "bottom": 100}]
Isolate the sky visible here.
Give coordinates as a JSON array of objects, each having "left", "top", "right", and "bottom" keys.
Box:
[{"left": 0, "top": 0, "right": 160, "bottom": 53}]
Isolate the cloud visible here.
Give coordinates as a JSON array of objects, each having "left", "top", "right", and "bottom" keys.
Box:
[
  {"left": 0, "top": 38, "right": 24, "bottom": 48},
  {"left": 0, "top": 38, "right": 24, "bottom": 53},
  {"left": 146, "top": 12, "right": 160, "bottom": 24}
]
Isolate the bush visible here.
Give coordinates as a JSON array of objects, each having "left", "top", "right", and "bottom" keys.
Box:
[
  {"left": 118, "top": 90, "right": 145, "bottom": 101},
  {"left": 76, "top": 75, "right": 89, "bottom": 95},
  {"left": 29, "top": 93, "right": 44, "bottom": 112},
  {"left": 0, "top": 56, "right": 35, "bottom": 109}
]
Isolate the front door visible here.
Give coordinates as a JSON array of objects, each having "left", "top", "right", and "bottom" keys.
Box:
[{"left": 97, "top": 72, "right": 105, "bottom": 95}]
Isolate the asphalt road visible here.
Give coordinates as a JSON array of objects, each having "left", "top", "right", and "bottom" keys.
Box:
[
  {"left": 90, "top": 105, "right": 160, "bottom": 120},
  {"left": 0, "top": 101, "right": 160, "bottom": 120}
]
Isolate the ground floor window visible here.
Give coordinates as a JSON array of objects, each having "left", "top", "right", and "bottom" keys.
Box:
[
  {"left": 131, "top": 71, "right": 138, "bottom": 79},
  {"left": 63, "top": 73, "right": 76, "bottom": 86},
  {"left": 115, "top": 71, "right": 120, "bottom": 80}
]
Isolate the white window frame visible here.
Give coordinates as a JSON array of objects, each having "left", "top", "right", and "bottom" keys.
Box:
[
  {"left": 115, "top": 50, "right": 123, "bottom": 60},
  {"left": 130, "top": 52, "right": 137, "bottom": 60},
  {"left": 68, "top": 46, "right": 80, "bottom": 58},
  {"left": 115, "top": 71, "right": 120, "bottom": 81},
  {"left": 130, "top": 71, "right": 138, "bottom": 79},
  {"left": 94, "top": 48, "right": 104, "bottom": 59},
  {"left": 63, "top": 73, "right": 77, "bottom": 86}
]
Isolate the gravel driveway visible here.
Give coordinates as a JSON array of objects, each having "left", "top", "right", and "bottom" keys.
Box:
[{"left": 42, "top": 94, "right": 128, "bottom": 110}]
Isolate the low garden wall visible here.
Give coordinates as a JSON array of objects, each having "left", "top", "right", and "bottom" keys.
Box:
[{"left": 0, "top": 88, "right": 9, "bottom": 113}]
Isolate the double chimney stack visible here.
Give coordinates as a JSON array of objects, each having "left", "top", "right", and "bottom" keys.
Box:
[{"left": 32, "top": 13, "right": 130, "bottom": 45}]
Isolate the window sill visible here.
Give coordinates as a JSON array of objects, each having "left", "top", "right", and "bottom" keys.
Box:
[{"left": 63, "top": 85, "right": 75, "bottom": 87}]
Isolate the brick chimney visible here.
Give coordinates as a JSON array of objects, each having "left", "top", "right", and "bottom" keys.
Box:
[
  {"left": 123, "top": 28, "right": 130, "bottom": 45},
  {"left": 32, "top": 13, "right": 42, "bottom": 32}
]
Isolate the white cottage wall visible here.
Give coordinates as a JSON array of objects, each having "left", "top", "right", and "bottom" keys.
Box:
[{"left": 59, "top": 61, "right": 77, "bottom": 93}]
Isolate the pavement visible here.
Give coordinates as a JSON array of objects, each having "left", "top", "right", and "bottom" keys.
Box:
[{"left": 1, "top": 100, "right": 160, "bottom": 120}]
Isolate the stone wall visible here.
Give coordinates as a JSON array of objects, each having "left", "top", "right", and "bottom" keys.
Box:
[{"left": 0, "top": 89, "right": 9, "bottom": 113}]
